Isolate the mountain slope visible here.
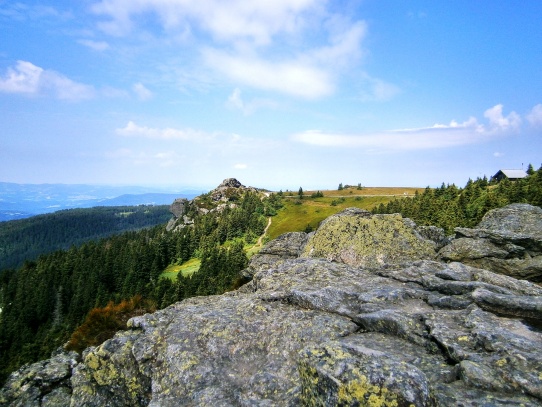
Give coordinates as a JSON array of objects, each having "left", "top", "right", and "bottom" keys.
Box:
[{"left": 0, "top": 205, "right": 172, "bottom": 271}]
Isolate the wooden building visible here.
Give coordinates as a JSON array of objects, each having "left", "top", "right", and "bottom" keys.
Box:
[{"left": 491, "top": 169, "right": 528, "bottom": 182}]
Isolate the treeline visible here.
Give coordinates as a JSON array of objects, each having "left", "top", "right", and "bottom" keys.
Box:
[
  {"left": 373, "top": 164, "right": 542, "bottom": 234},
  {"left": 0, "top": 205, "right": 172, "bottom": 271},
  {"left": 0, "top": 191, "right": 280, "bottom": 384}
]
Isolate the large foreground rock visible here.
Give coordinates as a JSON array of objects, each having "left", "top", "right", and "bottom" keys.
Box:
[
  {"left": 3, "top": 207, "right": 542, "bottom": 406},
  {"left": 302, "top": 208, "right": 440, "bottom": 268},
  {"left": 439, "top": 203, "right": 542, "bottom": 281}
]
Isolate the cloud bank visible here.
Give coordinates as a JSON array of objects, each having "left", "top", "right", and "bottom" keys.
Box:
[
  {"left": 90, "top": 0, "right": 392, "bottom": 100},
  {"left": 292, "top": 104, "right": 530, "bottom": 151}
]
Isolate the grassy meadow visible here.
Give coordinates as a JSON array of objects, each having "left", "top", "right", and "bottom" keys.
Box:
[
  {"left": 162, "top": 258, "right": 201, "bottom": 280},
  {"left": 161, "top": 186, "right": 422, "bottom": 280},
  {"left": 267, "top": 186, "right": 422, "bottom": 239}
]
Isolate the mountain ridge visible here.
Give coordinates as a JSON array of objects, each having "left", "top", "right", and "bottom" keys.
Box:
[{"left": 0, "top": 182, "right": 198, "bottom": 221}]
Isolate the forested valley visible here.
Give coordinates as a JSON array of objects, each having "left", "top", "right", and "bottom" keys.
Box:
[
  {"left": 0, "top": 191, "right": 281, "bottom": 383},
  {"left": 0, "top": 205, "right": 172, "bottom": 271}
]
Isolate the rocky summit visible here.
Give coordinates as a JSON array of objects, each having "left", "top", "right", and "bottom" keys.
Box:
[{"left": 3, "top": 205, "right": 542, "bottom": 406}]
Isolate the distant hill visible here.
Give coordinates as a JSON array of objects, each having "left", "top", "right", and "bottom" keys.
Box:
[
  {"left": 0, "top": 182, "right": 198, "bottom": 221},
  {"left": 0, "top": 205, "right": 173, "bottom": 271}
]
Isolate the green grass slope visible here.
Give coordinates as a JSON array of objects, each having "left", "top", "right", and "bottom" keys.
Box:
[{"left": 267, "top": 187, "right": 422, "bottom": 239}]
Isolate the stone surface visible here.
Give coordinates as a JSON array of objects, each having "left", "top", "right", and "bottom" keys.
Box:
[
  {"left": 302, "top": 207, "right": 439, "bottom": 269},
  {"left": 0, "top": 350, "right": 79, "bottom": 406},
  {"left": 242, "top": 231, "right": 309, "bottom": 278},
  {"left": 439, "top": 204, "right": 542, "bottom": 281},
  {"left": 169, "top": 197, "right": 189, "bottom": 219},
  {"left": 3, "top": 206, "right": 542, "bottom": 406}
]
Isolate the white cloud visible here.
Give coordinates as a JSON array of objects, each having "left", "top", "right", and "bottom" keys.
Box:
[
  {"left": 309, "top": 19, "right": 367, "bottom": 66},
  {"left": 292, "top": 105, "right": 522, "bottom": 151},
  {"left": 90, "top": 0, "right": 393, "bottom": 100},
  {"left": 526, "top": 104, "right": 542, "bottom": 128},
  {"left": 116, "top": 121, "right": 210, "bottom": 141},
  {"left": 78, "top": 39, "right": 110, "bottom": 51},
  {"left": 494, "top": 152, "right": 505, "bottom": 157},
  {"left": 0, "top": 60, "right": 42, "bottom": 93},
  {"left": 233, "top": 163, "right": 247, "bottom": 170},
  {"left": 204, "top": 49, "right": 333, "bottom": 99},
  {"left": 0, "top": 60, "right": 95, "bottom": 100},
  {"left": 91, "top": 0, "right": 319, "bottom": 43},
  {"left": 483, "top": 104, "right": 521, "bottom": 132},
  {"left": 132, "top": 82, "right": 153, "bottom": 100}
]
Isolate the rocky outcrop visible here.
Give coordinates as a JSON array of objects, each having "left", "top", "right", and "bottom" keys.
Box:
[
  {"left": 166, "top": 198, "right": 191, "bottom": 231},
  {"left": 3, "top": 205, "right": 542, "bottom": 406},
  {"left": 439, "top": 203, "right": 542, "bottom": 281},
  {"left": 243, "top": 231, "right": 309, "bottom": 278},
  {"left": 166, "top": 178, "right": 260, "bottom": 231},
  {"left": 210, "top": 178, "right": 246, "bottom": 202},
  {"left": 207, "top": 178, "right": 260, "bottom": 203},
  {"left": 0, "top": 350, "right": 79, "bottom": 406},
  {"left": 302, "top": 208, "right": 440, "bottom": 269},
  {"left": 169, "top": 197, "right": 189, "bottom": 218}
]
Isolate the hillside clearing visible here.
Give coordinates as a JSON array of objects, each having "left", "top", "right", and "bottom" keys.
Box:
[
  {"left": 162, "top": 258, "right": 201, "bottom": 280},
  {"left": 268, "top": 187, "right": 423, "bottom": 239}
]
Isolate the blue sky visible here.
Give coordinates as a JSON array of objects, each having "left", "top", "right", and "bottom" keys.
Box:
[{"left": 1, "top": 1, "right": 541, "bottom": 191}]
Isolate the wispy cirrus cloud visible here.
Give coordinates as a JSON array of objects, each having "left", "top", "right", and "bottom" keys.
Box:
[
  {"left": 132, "top": 82, "right": 153, "bottom": 101},
  {"left": 0, "top": 60, "right": 95, "bottom": 100},
  {"left": 105, "top": 148, "right": 182, "bottom": 168},
  {"left": 116, "top": 121, "right": 211, "bottom": 141},
  {"left": 89, "top": 0, "right": 396, "bottom": 100},
  {"left": 0, "top": 3, "right": 72, "bottom": 22},
  {"left": 226, "top": 88, "right": 277, "bottom": 115},
  {"left": 292, "top": 104, "right": 527, "bottom": 151},
  {"left": 77, "top": 39, "right": 110, "bottom": 51},
  {"left": 90, "top": 0, "right": 318, "bottom": 42}
]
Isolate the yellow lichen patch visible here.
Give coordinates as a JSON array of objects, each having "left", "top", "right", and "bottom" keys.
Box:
[
  {"left": 538, "top": 372, "right": 542, "bottom": 380},
  {"left": 179, "top": 353, "right": 199, "bottom": 371},
  {"left": 457, "top": 335, "right": 470, "bottom": 342},
  {"left": 495, "top": 358, "right": 507, "bottom": 367},
  {"left": 85, "top": 353, "right": 101, "bottom": 370},
  {"left": 92, "top": 359, "right": 120, "bottom": 386},
  {"left": 337, "top": 374, "right": 399, "bottom": 407}
]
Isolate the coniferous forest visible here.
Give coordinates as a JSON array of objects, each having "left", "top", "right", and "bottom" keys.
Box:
[
  {"left": 0, "top": 191, "right": 278, "bottom": 384},
  {"left": 0, "top": 205, "right": 172, "bottom": 271},
  {"left": 1, "top": 167, "right": 542, "bottom": 384},
  {"left": 373, "top": 164, "right": 542, "bottom": 234}
]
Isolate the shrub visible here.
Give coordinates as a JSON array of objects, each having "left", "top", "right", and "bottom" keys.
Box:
[{"left": 66, "top": 295, "right": 156, "bottom": 353}]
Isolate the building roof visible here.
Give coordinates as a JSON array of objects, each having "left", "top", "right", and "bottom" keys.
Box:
[{"left": 496, "top": 169, "right": 528, "bottom": 179}]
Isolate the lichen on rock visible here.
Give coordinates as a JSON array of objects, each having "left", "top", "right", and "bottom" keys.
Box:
[{"left": 302, "top": 208, "right": 438, "bottom": 269}]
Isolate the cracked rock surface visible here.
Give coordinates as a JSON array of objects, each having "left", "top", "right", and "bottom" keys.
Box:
[
  {"left": 439, "top": 203, "right": 542, "bottom": 281},
  {"left": 2, "top": 206, "right": 542, "bottom": 406}
]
